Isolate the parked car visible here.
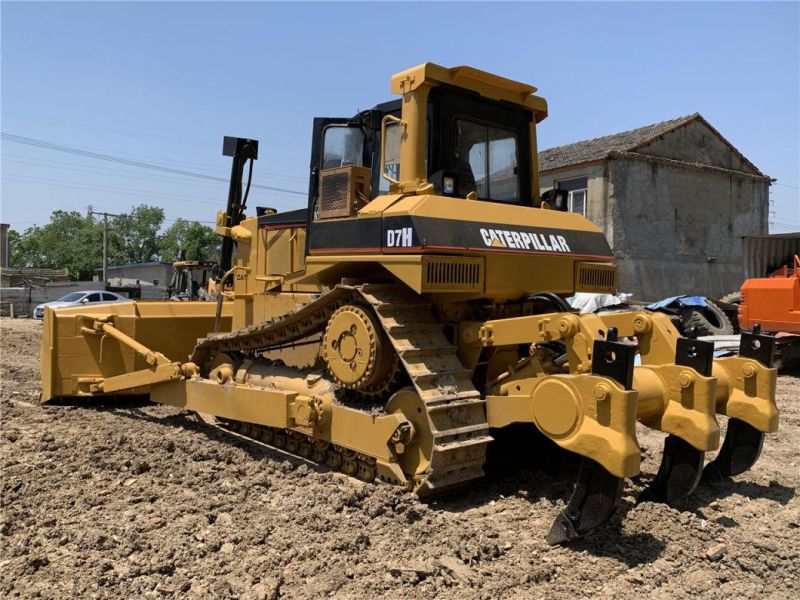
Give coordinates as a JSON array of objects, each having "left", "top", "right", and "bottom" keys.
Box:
[{"left": 33, "top": 291, "right": 130, "bottom": 319}]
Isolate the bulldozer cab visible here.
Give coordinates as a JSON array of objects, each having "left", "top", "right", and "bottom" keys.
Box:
[
  {"left": 251, "top": 63, "right": 614, "bottom": 302},
  {"left": 305, "top": 71, "right": 544, "bottom": 219}
]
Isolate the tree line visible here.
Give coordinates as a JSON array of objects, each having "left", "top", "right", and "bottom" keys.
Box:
[{"left": 8, "top": 204, "right": 220, "bottom": 280}]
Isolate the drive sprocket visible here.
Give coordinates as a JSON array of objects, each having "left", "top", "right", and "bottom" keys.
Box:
[{"left": 323, "top": 304, "right": 399, "bottom": 396}]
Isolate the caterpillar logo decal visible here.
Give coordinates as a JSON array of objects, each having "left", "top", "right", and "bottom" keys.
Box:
[
  {"left": 480, "top": 228, "right": 571, "bottom": 253},
  {"left": 308, "top": 214, "right": 613, "bottom": 259}
]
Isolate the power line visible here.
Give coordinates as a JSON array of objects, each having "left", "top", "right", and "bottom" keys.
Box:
[
  {"left": 3, "top": 154, "right": 233, "bottom": 192},
  {"left": 2, "top": 172, "right": 302, "bottom": 209},
  {"left": 1, "top": 132, "right": 307, "bottom": 196},
  {"left": 2, "top": 113, "right": 308, "bottom": 182},
  {"left": 3, "top": 155, "right": 303, "bottom": 204},
  {"left": 4, "top": 112, "right": 220, "bottom": 148},
  {"left": 2, "top": 173, "right": 224, "bottom": 205}
]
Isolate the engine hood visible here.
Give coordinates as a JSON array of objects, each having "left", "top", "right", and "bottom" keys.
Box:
[
  {"left": 384, "top": 195, "right": 613, "bottom": 258},
  {"left": 308, "top": 193, "right": 614, "bottom": 261}
]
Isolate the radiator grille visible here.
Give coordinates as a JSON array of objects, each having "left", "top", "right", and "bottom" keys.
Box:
[
  {"left": 575, "top": 262, "right": 617, "bottom": 293},
  {"left": 317, "top": 165, "right": 372, "bottom": 220},
  {"left": 319, "top": 172, "right": 351, "bottom": 218},
  {"left": 422, "top": 257, "right": 483, "bottom": 292}
]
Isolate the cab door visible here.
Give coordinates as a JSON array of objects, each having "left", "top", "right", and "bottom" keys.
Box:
[{"left": 306, "top": 118, "right": 380, "bottom": 255}]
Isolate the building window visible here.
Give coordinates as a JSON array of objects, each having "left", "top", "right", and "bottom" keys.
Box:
[
  {"left": 153, "top": 280, "right": 159, "bottom": 286},
  {"left": 557, "top": 177, "right": 588, "bottom": 216}
]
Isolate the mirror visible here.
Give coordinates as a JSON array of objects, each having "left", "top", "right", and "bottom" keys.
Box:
[{"left": 540, "top": 189, "right": 569, "bottom": 211}]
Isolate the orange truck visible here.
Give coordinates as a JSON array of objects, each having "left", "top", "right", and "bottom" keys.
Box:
[
  {"left": 735, "top": 233, "right": 800, "bottom": 369},
  {"left": 739, "top": 254, "right": 800, "bottom": 332}
]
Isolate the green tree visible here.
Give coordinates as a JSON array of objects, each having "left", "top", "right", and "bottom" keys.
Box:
[
  {"left": 107, "top": 204, "right": 165, "bottom": 264},
  {"left": 158, "top": 219, "right": 220, "bottom": 262},
  {"left": 7, "top": 229, "right": 22, "bottom": 263},
  {"left": 10, "top": 211, "right": 102, "bottom": 280}
]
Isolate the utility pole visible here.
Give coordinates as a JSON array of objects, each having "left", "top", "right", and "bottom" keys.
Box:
[{"left": 88, "top": 210, "right": 120, "bottom": 284}]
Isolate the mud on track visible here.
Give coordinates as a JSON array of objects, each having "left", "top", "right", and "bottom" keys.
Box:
[{"left": 1, "top": 317, "right": 798, "bottom": 599}]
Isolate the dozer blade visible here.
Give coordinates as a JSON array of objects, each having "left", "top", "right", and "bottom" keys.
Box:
[
  {"left": 701, "top": 418, "right": 765, "bottom": 483},
  {"left": 546, "top": 458, "right": 624, "bottom": 546},
  {"left": 638, "top": 435, "right": 704, "bottom": 505}
]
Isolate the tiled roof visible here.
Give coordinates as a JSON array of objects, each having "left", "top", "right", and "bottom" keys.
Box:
[{"left": 538, "top": 114, "right": 700, "bottom": 172}]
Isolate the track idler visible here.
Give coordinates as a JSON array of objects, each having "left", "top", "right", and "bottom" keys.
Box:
[{"left": 546, "top": 458, "right": 624, "bottom": 545}]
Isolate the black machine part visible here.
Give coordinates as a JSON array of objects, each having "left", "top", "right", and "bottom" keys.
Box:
[
  {"left": 702, "top": 418, "right": 765, "bottom": 483},
  {"left": 637, "top": 336, "right": 714, "bottom": 506},
  {"left": 219, "top": 136, "right": 259, "bottom": 275},
  {"left": 546, "top": 458, "right": 624, "bottom": 545}
]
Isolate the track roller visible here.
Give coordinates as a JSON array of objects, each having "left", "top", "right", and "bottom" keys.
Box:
[
  {"left": 701, "top": 418, "right": 765, "bottom": 483},
  {"left": 546, "top": 458, "right": 624, "bottom": 546},
  {"left": 638, "top": 435, "right": 704, "bottom": 505}
]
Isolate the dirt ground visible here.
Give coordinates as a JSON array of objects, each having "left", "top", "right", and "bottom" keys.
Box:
[{"left": 1, "top": 317, "right": 798, "bottom": 599}]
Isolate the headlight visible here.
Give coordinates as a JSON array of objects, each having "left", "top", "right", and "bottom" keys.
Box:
[{"left": 443, "top": 176, "right": 455, "bottom": 195}]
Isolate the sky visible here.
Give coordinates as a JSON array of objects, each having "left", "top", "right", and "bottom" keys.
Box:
[{"left": 1, "top": 1, "right": 798, "bottom": 234}]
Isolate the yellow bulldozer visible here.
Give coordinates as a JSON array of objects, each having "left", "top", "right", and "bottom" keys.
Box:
[{"left": 40, "top": 63, "right": 779, "bottom": 544}]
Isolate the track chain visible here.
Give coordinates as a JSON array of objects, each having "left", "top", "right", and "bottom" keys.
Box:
[
  {"left": 221, "top": 420, "right": 378, "bottom": 483},
  {"left": 190, "top": 283, "right": 491, "bottom": 494},
  {"left": 358, "top": 284, "right": 491, "bottom": 494}
]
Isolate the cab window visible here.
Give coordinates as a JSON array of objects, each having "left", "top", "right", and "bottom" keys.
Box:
[
  {"left": 455, "top": 120, "right": 519, "bottom": 203},
  {"left": 379, "top": 121, "right": 402, "bottom": 193},
  {"left": 379, "top": 118, "right": 430, "bottom": 194},
  {"left": 322, "top": 126, "right": 364, "bottom": 170}
]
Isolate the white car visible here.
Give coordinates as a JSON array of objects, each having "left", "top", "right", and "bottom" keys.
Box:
[{"left": 33, "top": 290, "right": 130, "bottom": 319}]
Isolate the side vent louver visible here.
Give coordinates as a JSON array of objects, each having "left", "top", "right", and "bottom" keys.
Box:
[
  {"left": 421, "top": 256, "right": 484, "bottom": 292},
  {"left": 575, "top": 262, "right": 617, "bottom": 293}
]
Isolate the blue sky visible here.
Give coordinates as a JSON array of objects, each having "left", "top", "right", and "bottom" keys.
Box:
[{"left": 1, "top": 1, "right": 798, "bottom": 233}]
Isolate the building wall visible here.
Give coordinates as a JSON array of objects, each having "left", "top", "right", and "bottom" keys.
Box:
[
  {"left": 608, "top": 157, "right": 769, "bottom": 299},
  {"left": 94, "top": 264, "right": 173, "bottom": 286},
  {"left": 637, "top": 119, "right": 754, "bottom": 173}
]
